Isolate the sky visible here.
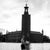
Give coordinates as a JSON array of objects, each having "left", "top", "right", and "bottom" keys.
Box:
[{"left": 0, "top": 0, "right": 50, "bottom": 37}]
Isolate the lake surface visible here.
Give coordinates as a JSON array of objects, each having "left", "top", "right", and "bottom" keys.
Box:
[{"left": 0, "top": 43, "right": 50, "bottom": 50}]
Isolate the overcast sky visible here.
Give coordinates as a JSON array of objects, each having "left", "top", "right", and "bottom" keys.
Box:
[{"left": 0, "top": 0, "right": 50, "bottom": 37}]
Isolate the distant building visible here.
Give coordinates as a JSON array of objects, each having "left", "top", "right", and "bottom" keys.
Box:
[{"left": 0, "top": 3, "right": 50, "bottom": 43}]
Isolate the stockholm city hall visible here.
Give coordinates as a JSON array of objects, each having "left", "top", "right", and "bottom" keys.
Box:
[{"left": 0, "top": 3, "right": 50, "bottom": 43}]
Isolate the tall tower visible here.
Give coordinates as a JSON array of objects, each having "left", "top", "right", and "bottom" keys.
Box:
[{"left": 22, "top": 4, "right": 31, "bottom": 41}]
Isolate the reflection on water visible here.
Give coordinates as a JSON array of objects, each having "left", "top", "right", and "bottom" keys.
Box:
[{"left": 0, "top": 43, "right": 50, "bottom": 50}]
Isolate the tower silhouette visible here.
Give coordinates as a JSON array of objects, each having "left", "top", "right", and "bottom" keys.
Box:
[
  {"left": 22, "top": 4, "right": 31, "bottom": 41},
  {"left": 42, "top": 29, "right": 44, "bottom": 35}
]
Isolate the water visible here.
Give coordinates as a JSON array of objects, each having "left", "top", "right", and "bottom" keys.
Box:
[
  {"left": 30, "top": 43, "right": 50, "bottom": 50},
  {"left": 0, "top": 43, "right": 50, "bottom": 50},
  {"left": 0, "top": 43, "right": 21, "bottom": 50}
]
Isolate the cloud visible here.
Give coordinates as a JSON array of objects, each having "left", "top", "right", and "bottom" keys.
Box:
[{"left": 30, "top": 0, "right": 45, "bottom": 10}]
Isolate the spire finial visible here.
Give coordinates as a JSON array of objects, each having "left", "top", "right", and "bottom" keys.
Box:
[
  {"left": 42, "top": 29, "right": 44, "bottom": 35},
  {"left": 25, "top": 0, "right": 28, "bottom": 4},
  {"left": 24, "top": 0, "right": 29, "bottom": 13}
]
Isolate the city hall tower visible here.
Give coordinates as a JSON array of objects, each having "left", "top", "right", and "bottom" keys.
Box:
[{"left": 22, "top": 4, "right": 31, "bottom": 41}]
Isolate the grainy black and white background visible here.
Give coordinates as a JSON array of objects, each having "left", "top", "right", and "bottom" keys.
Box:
[
  {"left": 0, "top": 0, "right": 50, "bottom": 50},
  {"left": 0, "top": 0, "right": 50, "bottom": 37}
]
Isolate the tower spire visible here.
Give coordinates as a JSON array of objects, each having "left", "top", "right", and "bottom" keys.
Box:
[
  {"left": 25, "top": 0, "right": 28, "bottom": 4},
  {"left": 24, "top": 0, "right": 29, "bottom": 13},
  {"left": 42, "top": 29, "right": 44, "bottom": 35}
]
